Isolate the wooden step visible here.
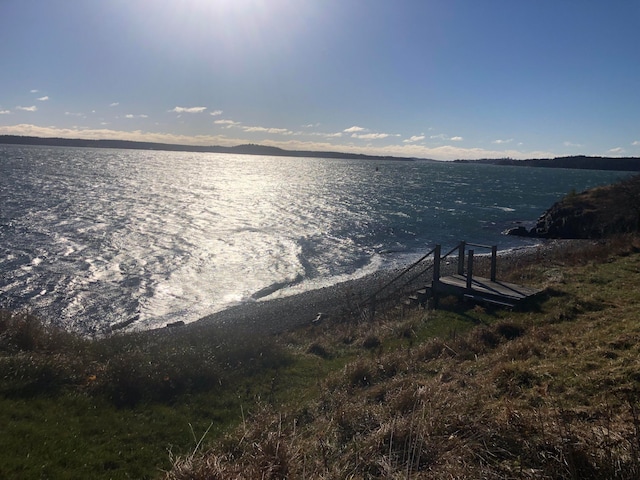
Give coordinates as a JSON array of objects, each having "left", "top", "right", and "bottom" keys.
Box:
[{"left": 463, "top": 294, "right": 515, "bottom": 308}]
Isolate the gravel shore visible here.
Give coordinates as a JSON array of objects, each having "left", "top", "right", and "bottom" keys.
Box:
[
  {"left": 184, "top": 239, "right": 589, "bottom": 336},
  {"left": 188, "top": 266, "right": 401, "bottom": 335}
]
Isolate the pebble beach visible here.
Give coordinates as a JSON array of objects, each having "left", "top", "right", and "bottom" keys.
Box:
[{"left": 184, "top": 239, "right": 589, "bottom": 337}]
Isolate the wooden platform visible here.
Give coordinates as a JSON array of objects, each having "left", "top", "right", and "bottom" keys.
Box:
[
  {"left": 368, "top": 241, "right": 544, "bottom": 312},
  {"left": 433, "top": 274, "right": 543, "bottom": 308}
]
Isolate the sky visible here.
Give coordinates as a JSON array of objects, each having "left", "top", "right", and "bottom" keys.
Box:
[{"left": 1, "top": 0, "right": 639, "bottom": 161}]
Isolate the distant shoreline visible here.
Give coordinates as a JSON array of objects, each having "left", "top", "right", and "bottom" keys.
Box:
[
  {"left": 2, "top": 135, "right": 640, "bottom": 170},
  {"left": 455, "top": 156, "right": 640, "bottom": 172},
  {"left": 0, "top": 135, "right": 418, "bottom": 162}
]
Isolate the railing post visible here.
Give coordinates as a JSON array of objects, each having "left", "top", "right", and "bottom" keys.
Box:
[
  {"left": 457, "top": 241, "right": 466, "bottom": 275},
  {"left": 466, "top": 249, "right": 474, "bottom": 290},
  {"left": 433, "top": 244, "right": 441, "bottom": 281},
  {"left": 490, "top": 245, "right": 497, "bottom": 282}
]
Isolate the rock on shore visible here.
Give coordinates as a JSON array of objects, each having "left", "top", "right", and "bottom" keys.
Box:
[{"left": 507, "top": 174, "right": 640, "bottom": 239}]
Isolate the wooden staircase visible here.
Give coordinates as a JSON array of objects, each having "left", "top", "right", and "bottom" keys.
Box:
[{"left": 368, "top": 241, "right": 543, "bottom": 314}]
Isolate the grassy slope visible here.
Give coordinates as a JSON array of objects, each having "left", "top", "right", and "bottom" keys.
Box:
[
  {"left": 2, "top": 238, "right": 640, "bottom": 478},
  {"left": 168, "top": 237, "right": 640, "bottom": 479}
]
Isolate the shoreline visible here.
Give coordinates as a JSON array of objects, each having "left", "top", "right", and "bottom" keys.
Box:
[
  {"left": 181, "top": 239, "right": 586, "bottom": 337},
  {"left": 186, "top": 263, "right": 400, "bottom": 335}
]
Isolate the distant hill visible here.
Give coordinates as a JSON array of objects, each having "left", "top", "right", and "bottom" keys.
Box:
[
  {"left": 4, "top": 135, "right": 639, "bottom": 170},
  {"left": 456, "top": 155, "right": 640, "bottom": 172},
  {"left": 0, "top": 135, "right": 418, "bottom": 162}
]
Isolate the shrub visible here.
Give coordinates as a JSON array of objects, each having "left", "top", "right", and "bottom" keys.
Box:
[
  {"left": 0, "top": 310, "right": 78, "bottom": 352},
  {"left": 306, "top": 342, "right": 330, "bottom": 358},
  {"left": 362, "top": 334, "right": 381, "bottom": 350}
]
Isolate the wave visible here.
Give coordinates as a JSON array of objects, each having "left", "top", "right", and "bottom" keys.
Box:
[{"left": 0, "top": 145, "right": 628, "bottom": 334}]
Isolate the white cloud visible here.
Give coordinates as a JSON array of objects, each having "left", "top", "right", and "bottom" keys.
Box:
[
  {"left": 109, "top": 102, "right": 120, "bottom": 107},
  {"left": 0, "top": 124, "right": 244, "bottom": 148},
  {"left": 267, "top": 138, "right": 555, "bottom": 161},
  {"left": 0, "top": 123, "right": 560, "bottom": 161},
  {"left": 430, "top": 134, "right": 446, "bottom": 140},
  {"left": 215, "top": 119, "right": 241, "bottom": 127},
  {"left": 16, "top": 105, "right": 37, "bottom": 112},
  {"left": 632, "top": 141, "right": 640, "bottom": 146},
  {"left": 209, "top": 110, "right": 223, "bottom": 116},
  {"left": 213, "top": 121, "right": 295, "bottom": 136},
  {"left": 304, "top": 130, "right": 343, "bottom": 138},
  {"left": 30, "top": 89, "right": 39, "bottom": 93},
  {"left": 450, "top": 136, "right": 463, "bottom": 142},
  {"left": 36, "top": 96, "right": 49, "bottom": 101},
  {"left": 243, "top": 126, "right": 293, "bottom": 135},
  {"left": 344, "top": 126, "right": 366, "bottom": 133},
  {"left": 169, "top": 106, "right": 207, "bottom": 113},
  {"left": 351, "top": 132, "right": 390, "bottom": 140},
  {"left": 0, "top": 110, "right": 10, "bottom": 114},
  {"left": 403, "top": 135, "right": 425, "bottom": 143},
  {"left": 609, "top": 147, "right": 625, "bottom": 155},
  {"left": 492, "top": 138, "right": 513, "bottom": 144},
  {"left": 125, "top": 114, "right": 148, "bottom": 119},
  {"left": 563, "top": 141, "right": 582, "bottom": 147}
]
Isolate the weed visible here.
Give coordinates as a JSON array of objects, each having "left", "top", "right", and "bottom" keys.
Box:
[{"left": 4, "top": 236, "right": 640, "bottom": 478}]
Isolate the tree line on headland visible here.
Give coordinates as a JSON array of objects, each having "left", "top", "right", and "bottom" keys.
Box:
[
  {"left": 2, "top": 135, "right": 640, "bottom": 171},
  {"left": 455, "top": 155, "right": 640, "bottom": 171}
]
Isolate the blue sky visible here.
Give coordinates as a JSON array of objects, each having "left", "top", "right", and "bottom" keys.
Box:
[{"left": 1, "top": 0, "right": 638, "bottom": 160}]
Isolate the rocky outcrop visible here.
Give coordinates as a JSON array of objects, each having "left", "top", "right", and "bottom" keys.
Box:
[
  {"left": 508, "top": 175, "right": 640, "bottom": 239},
  {"left": 527, "top": 201, "right": 601, "bottom": 238}
]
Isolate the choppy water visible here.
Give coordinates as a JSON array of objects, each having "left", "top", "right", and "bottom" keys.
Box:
[{"left": 0, "top": 145, "right": 629, "bottom": 334}]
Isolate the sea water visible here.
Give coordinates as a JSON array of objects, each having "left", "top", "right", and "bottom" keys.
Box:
[{"left": 0, "top": 145, "right": 629, "bottom": 334}]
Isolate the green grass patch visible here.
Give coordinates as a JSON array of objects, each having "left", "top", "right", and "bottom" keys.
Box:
[{"left": 4, "top": 236, "right": 640, "bottom": 478}]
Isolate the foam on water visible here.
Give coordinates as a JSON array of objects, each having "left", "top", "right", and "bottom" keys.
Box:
[{"left": 0, "top": 145, "right": 630, "bottom": 334}]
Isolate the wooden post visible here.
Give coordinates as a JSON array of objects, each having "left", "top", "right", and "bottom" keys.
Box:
[
  {"left": 433, "top": 244, "right": 441, "bottom": 281},
  {"left": 490, "top": 245, "right": 497, "bottom": 282},
  {"left": 457, "top": 241, "right": 465, "bottom": 275},
  {"left": 466, "top": 249, "right": 474, "bottom": 290}
]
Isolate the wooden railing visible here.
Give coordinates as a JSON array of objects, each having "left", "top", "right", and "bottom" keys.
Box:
[
  {"left": 434, "top": 241, "right": 498, "bottom": 284},
  {"left": 365, "top": 240, "right": 498, "bottom": 309}
]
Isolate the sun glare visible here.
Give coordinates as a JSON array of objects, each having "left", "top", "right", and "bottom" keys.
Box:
[{"left": 120, "top": 0, "right": 313, "bottom": 61}]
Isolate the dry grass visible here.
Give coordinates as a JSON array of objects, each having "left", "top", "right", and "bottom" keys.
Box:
[
  {"left": 0, "top": 309, "right": 289, "bottom": 407},
  {"left": 164, "top": 235, "right": 640, "bottom": 479},
  {"left": 4, "top": 235, "right": 640, "bottom": 478}
]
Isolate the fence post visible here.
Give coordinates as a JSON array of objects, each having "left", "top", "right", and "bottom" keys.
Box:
[
  {"left": 433, "top": 244, "right": 441, "bottom": 281},
  {"left": 490, "top": 245, "right": 497, "bottom": 282},
  {"left": 466, "top": 249, "right": 474, "bottom": 290},
  {"left": 457, "top": 241, "right": 465, "bottom": 275}
]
